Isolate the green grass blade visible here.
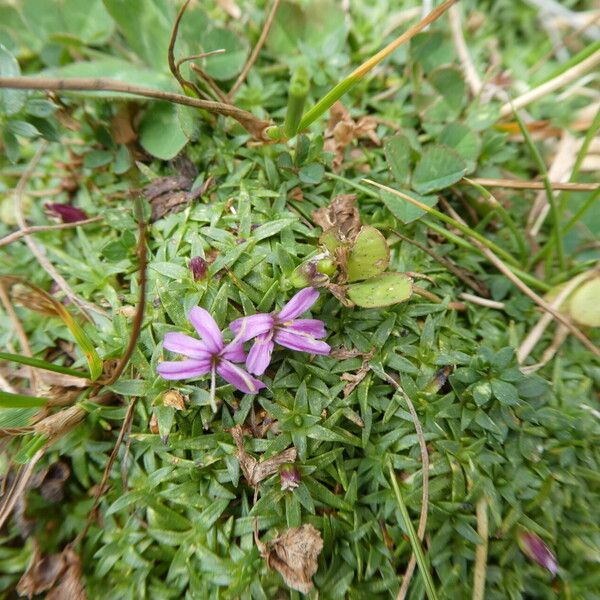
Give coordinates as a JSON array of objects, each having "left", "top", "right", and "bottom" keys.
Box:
[
  {"left": 0, "top": 390, "right": 47, "bottom": 408},
  {"left": 363, "top": 179, "right": 521, "bottom": 267},
  {"left": 387, "top": 458, "right": 439, "bottom": 600},
  {"left": 0, "top": 351, "right": 90, "bottom": 378}
]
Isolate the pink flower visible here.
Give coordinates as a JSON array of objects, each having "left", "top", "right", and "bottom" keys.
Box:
[
  {"left": 229, "top": 287, "right": 330, "bottom": 376},
  {"left": 157, "top": 307, "right": 265, "bottom": 411}
]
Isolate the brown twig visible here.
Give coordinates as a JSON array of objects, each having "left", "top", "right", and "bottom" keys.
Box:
[
  {"left": 466, "top": 177, "right": 599, "bottom": 192},
  {"left": 441, "top": 200, "right": 600, "bottom": 360},
  {"left": 391, "top": 229, "right": 490, "bottom": 297},
  {"left": 0, "top": 77, "right": 270, "bottom": 139},
  {"left": 0, "top": 216, "right": 103, "bottom": 249},
  {"left": 189, "top": 64, "right": 229, "bottom": 103},
  {"left": 375, "top": 369, "right": 430, "bottom": 600},
  {"left": 12, "top": 143, "right": 100, "bottom": 321},
  {"left": 227, "top": 0, "right": 282, "bottom": 100},
  {"left": 99, "top": 198, "right": 148, "bottom": 386},
  {"left": 74, "top": 397, "right": 139, "bottom": 546},
  {"left": 167, "top": 0, "right": 207, "bottom": 99}
]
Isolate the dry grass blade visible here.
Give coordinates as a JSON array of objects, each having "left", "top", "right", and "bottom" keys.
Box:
[
  {"left": 517, "top": 274, "right": 585, "bottom": 363},
  {"left": 499, "top": 48, "right": 600, "bottom": 117},
  {"left": 468, "top": 177, "right": 599, "bottom": 192},
  {"left": 472, "top": 498, "right": 488, "bottom": 600},
  {"left": 440, "top": 201, "right": 600, "bottom": 359},
  {"left": 0, "top": 216, "right": 103, "bottom": 249},
  {"left": 227, "top": 0, "right": 282, "bottom": 100},
  {"left": 0, "top": 77, "right": 271, "bottom": 139},
  {"left": 448, "top": 4, "right": 483, "bottom": 97},
  {"left": 0, "top": 447, "right": 46, "bottom": 530}
]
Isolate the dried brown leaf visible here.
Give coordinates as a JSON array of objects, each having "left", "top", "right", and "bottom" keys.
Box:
[
  {"left": 163, "top": 389, "right": 186, "bottom": 411},
  {"left": 144, "top": 172, "right": 214, "bottom": 222},
  {"left": 324, "top": 102, "right": 380, "bottom": 170},
  {"left": 260, "top": 524, "right": 323, "bottom": 594},
  {"left": 312, "top": 194, "right": 361, "bottom": 241},
  {"left": 231, "top": 425, "right": 297, "bottom": 487},
  {"left": 341, "top": 348, "right": 376, "bottom": 397},
  {"left": 17, "top": 542, "right": 66, "bottom": 597},
  {"left": 46, "top": 549, "right": 87, "bottom": 600}
]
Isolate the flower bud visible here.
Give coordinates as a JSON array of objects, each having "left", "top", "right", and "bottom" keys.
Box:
[
  {"left": 189, "top": 256, "right": 208, "bottom": 281},
  {"left": 518, "top": 529, "right": 558, "bottom": 576},
  {"left": 45, "top": 202, "right": 88, "bottom": 223},
  {"left": 280, "top": 464, "right": 301, "bottom": 491}
]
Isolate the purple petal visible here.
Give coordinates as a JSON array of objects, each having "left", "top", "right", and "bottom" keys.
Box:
[
  {"left": 283, "top": 319, "right": 327, "bottom": 338},
  {"left": 277, "top": 287, "right": 320, "bottom": 321},
  {"left": 274, "top": 329, "right": 331, "bottom": 355},
  {"left": 246, "top": 333, "right": 275, "bottom": 375},
  {"left": 163, "top": 332, "right": 210, "bottom": 359},
  {"left": 157, "top": 359, "right": 211, "bottom": 380},
  {"left": 229, "top": 313, "right": 274, "bottom": 342},
  {"left": 188, "top": 307, "right": 223, "bottom": 353},
  {"left": 217, "top": 360, "right": 266, "bottom": 394},
  {"left": 221, "top": 339, "right": 247, "bottom": 363}
]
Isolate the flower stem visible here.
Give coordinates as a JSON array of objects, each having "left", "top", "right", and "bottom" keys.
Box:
[{"left": 210, "top": 367, "right": 217, "bottom": 413}]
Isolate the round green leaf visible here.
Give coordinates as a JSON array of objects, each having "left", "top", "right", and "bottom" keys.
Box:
[
  {"left": 346, "top": 226, "right": 390, "bottom": 283},
  {"left": 298, "top": 163, "right": 324, "bottom": 184},
  {"left": 439, "top": 123, "right": 481, "bottom": 172},
  {"left": 347, "top": 273, "right": 412, "bottom": 308},
  {"left": 139, "top": 102, "right": 188, "bottom": 161},
  {"left": 202, "top": 28, "right": 248, "bottom": 81},
  {"left": 384, "top": 134, "right": 411, "bottom": 185},
  {"left": 0, "top": 44, "right": 25, "bottom": 116},
  {"left": 412, "top": 144, "right": 467, "bottom": 194},
  {"left": 568, "top": 276, "right": 600, "bottom": 327},
  {"left": 380, "top": 188, "right": 438, "bottom": 225}
]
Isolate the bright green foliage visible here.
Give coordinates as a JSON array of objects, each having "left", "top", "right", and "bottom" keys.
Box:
[{"left": 1, "top": 1, "right": 600, "bottom": 599}]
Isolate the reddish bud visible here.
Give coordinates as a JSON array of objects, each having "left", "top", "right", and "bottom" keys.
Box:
[
  {"left": 280, "top": 464, "right": 301, "bottom": 491},
  {"left": 518, "top": 529, "right": 558, "bottom": 577},
  {"left": 189, "top": 256, "right": 208, "bottom": 281},
  {"left": 45, "top": 203, "right": 88, "bottom": 223}
]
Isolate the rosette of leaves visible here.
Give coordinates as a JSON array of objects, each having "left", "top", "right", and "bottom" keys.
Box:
[{"left": 291, "top": 195, "right": 412, "bottom": 308}]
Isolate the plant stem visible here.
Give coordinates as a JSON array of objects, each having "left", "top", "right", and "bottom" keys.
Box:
[
  {"left": 513, "top": 111, "right": 565, "bottom": 271},
  {"left": 387, "top": 459, "right": 439, "bottom": 600}
]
